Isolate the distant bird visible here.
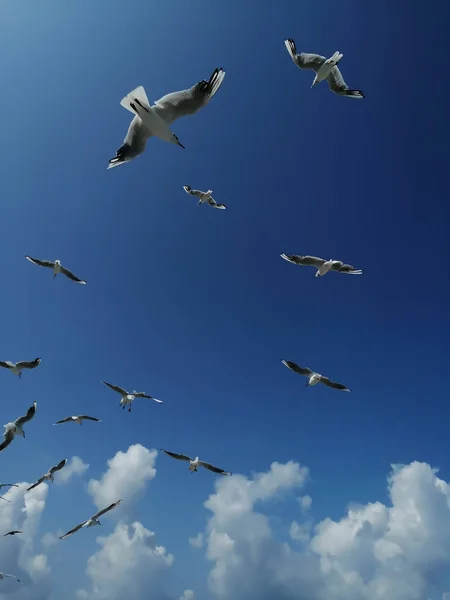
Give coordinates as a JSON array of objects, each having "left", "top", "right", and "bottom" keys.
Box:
[
  {"left": 284, "top": 38, "right": 364, "bottom": 99},
  {"left": 0, "top": 402, "right": 37, "bottom": 453},
  {"left": 59, "top": 500, "right": 122, "bottom": 540},
  {"left": 160, "top": 449, "right": 232, "bottom": 476},
  {"left": 0, "top": 497, "right": 10, "bottom": 503},
  {"left": 3, "top": 531, "right": 22, "bottom": 536},
  {"left": 183, "top": 186, "right": 226, "bottom": 210},
  {"left": 0, "top": 573, "right": 22, "bottom": 584},
  {"left": 25, "top": 256, "right": 86, "bottom": 284},
  {"left": 281, "top": 254, "right": 363, "bottom": 277},
  {"left": 108, "top": 68, "right": 226, "bottom": 169},
  {"left": 26, "top": 459, "right": 67, "bottom": 492},
  {"left": 0, "top": 358, "right": 41, "bottom": 378},
  {"left": 0, "top": 484, "right": 18, "bottom": 490},
  {"left": 282, "top": 360, "right": 351, "bottom": 392},
  {"left": 53, "top": 415, "right": 101, "bottom": 427},
  {"left": 101, "top": 381, "right": 163, "bottom": 413}
]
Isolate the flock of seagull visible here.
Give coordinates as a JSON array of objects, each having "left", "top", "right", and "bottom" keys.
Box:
[{"left": 0, "top": 37, "right": 364, "bottom": 586}]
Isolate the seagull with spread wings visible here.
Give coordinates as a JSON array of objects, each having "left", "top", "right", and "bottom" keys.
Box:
[
  {"left": 284, "top": 38, "right": 364, "bottom": 98},
  {"left": 53, "top": 415, "right": 101, "bottom": 427},
  {"left": 183, "top": 186, "right": 226, "bottom": 210},
  {"left": 25, "top": 256, "right": 86, "bottom": 284},
  {"left": 3, "top": 531, "right": 22, "bottom": 536},
  {"left": 281, "top": 254, "right": 363, "bottom": 277},
  {"left": 0, "top": 402, "right": 37, "bottom": 453},
  {"left": 0, "top": 358, "right": 41, "bottom": 378},
  {"left": 108, "top": 68, "right": 226, "bottom": 169},
  {"left": 160, "top": 449, "right": 232, "bottom": 476},
  {"left": 282, "top": 360, "right": 351, "bottom": 392},
  {"left": 59, "top": 500, "right": 122, "bottom": 540},
  {"left": 0, "top": 573, "right": 22, "bottom": 584},
  {"left": 26, "top": 459, "right": 67, "bottom": 492},
  {"left": 101, "top": 381, "right": 163, "bottom": 413}
]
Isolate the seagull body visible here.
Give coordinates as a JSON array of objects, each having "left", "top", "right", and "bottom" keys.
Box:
[
  {"left": 284, "top": 38, "right": 364, "bottom": 99},
  {"left": 3, "top": 531, "right": 22, "bottom": 536},
  {"left": 160, "top": 449, "right": 232, "bottom": 476},
  {"left": 0, "top": 573, "right": 22, "bottom": 584},
  {"left": 54, "top": 415, "right": 101, "bottom": 426},
  {"left": 281, "top": 254, "right": 363, "bottom": 277},
  {"left": 282, "top": 360, "right": 351, "bottom": 392},
  {"left": 25, "top": 256, "right": 86, "bottom": 284},
  {"left": 59, "top": 500, "right": 122, "bottom": 539},
  {"left": 183, "top": 186, "right": 226, "bottom": 210},
  {"left": 0, "top": 402, "right": 37, "bottom": 453},
  {"left": 108, "top": 68, "right": 226, "bottom": 169},
  {"left": 101, "top": 381, "right": 163, "bottom": 413},
  {"left": 0, "top": 358, "right": 41, "bottom": 378},
  {"left": 27, "top": 459, "right": 67, "bottom": 491}
]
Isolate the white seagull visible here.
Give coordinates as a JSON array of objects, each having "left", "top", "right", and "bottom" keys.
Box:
[
  {"left": 0, "top": 573, "right": 22, "bottom": 584},
  {"left": 160, "top": 449, "right": 232, "bottom": 476},
  {"left": 284, "top": 38, "right": 364, "bottom": 98},
  {"left": 0, "top": 358, "right": 41, "bottom": 378},
  {"left": 0, "top": 402, "right": 37, "bottom": 453},
  {"left": 101, "top": 381, "right": 163, "bottom": 413},
  {"left": 183, "top": 186, "right": 226, "bottom": 210},
  {"left": 27, "top": 459, "right": 67, "bottom": 492},
  {"left": 281, "top": 254, "right": 363, "bottom": 277},
  {"left": 282, "top": 360, "right": 351, "bottom": 392},
  {"left": 53, "top": 415, "right": 101, "bottom": 426},
  {"left": 59, "top": 500, "right": 122, "bottom": 540},
  {"left": 25, "top": 256, "right": 86, "bottom": 284},
  {"left": 108, "top": 67, "right": 226, "bottom": 169}
]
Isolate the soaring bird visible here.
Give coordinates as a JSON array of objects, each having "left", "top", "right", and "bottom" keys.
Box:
[
  {"left": 27, "top": 459, "right": 67, "bottom": 491},
  {"left": 280, "top": 254, "right": 362, "bottom": 277},
  {"left": 0, "top": 402, "right": 37, "bottom": 453},
  {"left": 282, "top": 360, "right": 351, "bottom": 392},
  {"left": 101, "top": 381, "right": 163, "bottom": 413},
  {"left": 3, "top": 531, "right": 22, "bottom": 537},
  {"left": 25, "top": 256, "right": 86, "bottom": 284},
  {"left": 59, "top": 500, "right": 122, "bottom": 540},
  {"left": 0, "top": 358, "right": 41, "bottom": 378},
  {"left": 284, "top": 38, "right": 364, "bottom": 99},
  {"left": 183, "top": 186, "right": 226, "bottom": 210},
  {"left": 53, "top": 415, "right": 101, "bottom": 427},
  {"left": 0, "top": 573, "right": 22, "bottom": 584},
  {"left": 108, "top": 68, "right": 226, "bottom": 169},
  {"left": 160, "top": 449, "right": 232, "bottom": 476}
]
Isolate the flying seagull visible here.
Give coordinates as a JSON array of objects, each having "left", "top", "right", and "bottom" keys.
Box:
[
  {"left": 0, "top": 402, "right": 37, "bottom": 453},
  {"left": 0, "top": 573, "right": 22, "bottom": 584},
  {"left": 0, "top": 358, "right": 41, "bottom": 378},
  {"left": 101, "top": 381, "right": 163, "bottom": 413},
  {"left": 284, "top": 38, "right": 364, "bottom": 99},
  {"left": 59, "top": 500, "right": 122, "bottom": 540},
  {"left": 160, "top": 449, "right": 232, "bottom": 476},
  {"left": 183, "top": 186, "right": 226, "bottom": 209},
  {"left": 281, "top": 254, "right": 362, "bottom": 277},
  {"left": 108, "top": 67, "right": 226, "bottom": 169},
  {"left": 282, "top": 360, "right": 351, "bottom": 392},
  {"left": 53, "top": 415, "right": 101, "bottom": 426},
  {"left": 26, "top": 459, "right": 67, "bottom": 492},
  {"left": 3, "top": 531, "right": 22, "bottom": 536},
  {"left": 0, "top": 484, "right": 18, "bottom": 489},
  {"left": 25, "top": 256, "right": 86, "bottom": 284},
  {"left": 0, "top": 497, "right": 10, "bottom": 503}
]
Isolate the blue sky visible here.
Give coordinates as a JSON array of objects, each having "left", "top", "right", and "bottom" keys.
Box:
[{"left": 0, "top": 1, "right": 449, "bottom": 599}]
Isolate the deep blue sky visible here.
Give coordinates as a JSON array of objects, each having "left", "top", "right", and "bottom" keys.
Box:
[{"left": 0, "top": 0, "right": 449, "bottom": 597}]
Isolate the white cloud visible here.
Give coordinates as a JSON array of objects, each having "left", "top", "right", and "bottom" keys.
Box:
[
  {"left": 56, "top": 456, "right": 89, "bottom": 484},
  {"left": 289, "top": 519, "right": 311, "bottom": 543},
  {"left": 188, "top": 532, "right": 204, "bottom": 549},
  {"left": 88, "top": 444, "right": 157, "bottom": 509},
  {"left": 179, "top": 591, "right": 194, "bottom": 600},
  {"left": 298, "top": 494, "right": 312, "bottom": 511}
]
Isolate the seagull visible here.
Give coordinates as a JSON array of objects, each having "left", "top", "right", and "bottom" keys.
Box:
[
  {"left": 160, "top": 449, "right": 232, "bottom": 476},
  {"left": 59, "top": 500, "right": 123, "bottom": 540},
  {"left": 183, "top": 186, "right": 226, "bottom": 209},
  {"left": 0, "top": 402, "right": 37, "bottom": 453},
  {"left": 282, "top": 360, "right": 351, "bottom": 392},
  {"left": 0, "top": 497, "right": 10, "bottom": 503},
  {"left": 0, "top": 484, "right": 18, "bottom": 489},
  {"left": 0, "top": 573, "right": 22, "bottom": 584},
  {"left": 284, "top": 38, "right": 364, "bottom": 99},
  {"left": 25, "top": 256, "right": 86, "bottom": 284},
  {"left": 108, "top": 67, "right": 226, "bottom": 169},
  {"left": 281, "top": 254, "right": 363, "bottom": 277},
  {"left": 3, "top": 531, "right": 22, "bottom": 536},
  {"left": 101, "top": 381, "right": 163, "bottom": 413},
  {"left": 26, "top": 459, "right": 67, "bottom": 492},
  {"left": 53, "top": 415, "right": 101, "bottom": 426},
  {"left": 0, "top": 358, "right": 41, "bottom": 378}
]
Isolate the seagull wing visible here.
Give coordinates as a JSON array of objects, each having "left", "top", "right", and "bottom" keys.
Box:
[
  {"left": 26, "top": 476, "right": 45, "bottom": 491},
  {"left": 0, "top": 484, "right": 18, "bottom": 489},
  {"left": 160, "top": 449, "right": 193, "bottom": 462},
  {"left": 59, "top": 521, "right": 86, "bottom": 539},
  {"left": 331, "top": 261, "right": 363, "bottom": 274},
  {"left": 79, "top": 415, "right": 101, "bottom": 422},
  {"left": 14, "top": 402, "right": 37, "bottom": 427},
  {"left": 102, "top": 381, "right": 128, "bottom": 396},
  {"left": 198, "top": 461, "right": 232, "bottom": 476},
  {"left": 3, "top": 574, "right": 22, "bottom": 584},
  {"left": 212, "top": 203, "right": 226, "bottom": 210},
  {"left": 15, "top": 358, "right": 41, "bottom": 370},
  {"left": 320, "top": 376, "right": 351, "bottom": 392},
  {"left": 284, "top": 39, "right": 326, "bottom": 71},
  {"left": 25, "top": 255, "right": 55, "bottom": 269},
  {"left": 0, "top": 430, "right": 14, "bottom": 453},
  {"left": 326, "top": 66, "right": 364, "bottom": 99},
  {"left": 153, "top": 68, "right": 226, "bottom": 125},
  {"left": 91, "top": 499, "right": 123, "bottom": 520},
  {"left": 0, "top": 361, "right": 14, "bottom": 369},
  {"left": 49, "top": 459, "right": 68, "bottom": 475},
  {"left": 134, "top": 393, "right": 163, "bottom": 403},
  {"left": 0, "top": 497, "right": 10, "bottom": 503},
  {"left": 183, "top": 186, "right": 204, "bottom": 198},
  {"left": 108, "top": 116, "right": 152, "bottom": 169},
  {"left": 282, "top": 360, "right": 314, "bottom": 377},
  {"left": 54, "top": 417, "right": 73, "bottom": 425},
  {"left": 281, "top": 254, "right": 326, "bottom": 268},
  {"left": 59, "top": 265, "right": 86, "bottom": 284}
]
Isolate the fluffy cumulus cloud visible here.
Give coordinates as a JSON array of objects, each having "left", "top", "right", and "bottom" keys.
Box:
[
  {"left": 56, "top": 456, "right": 89, "bottom": 484},
  {"left": 199, "top": 460, "right": 450, "bottom": 600},
  {"left": 88, "top": 444, "right": 157, "bottom": 509},
  {"left": 179, "top": 591, "right": 195, "bottom": 600}
]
